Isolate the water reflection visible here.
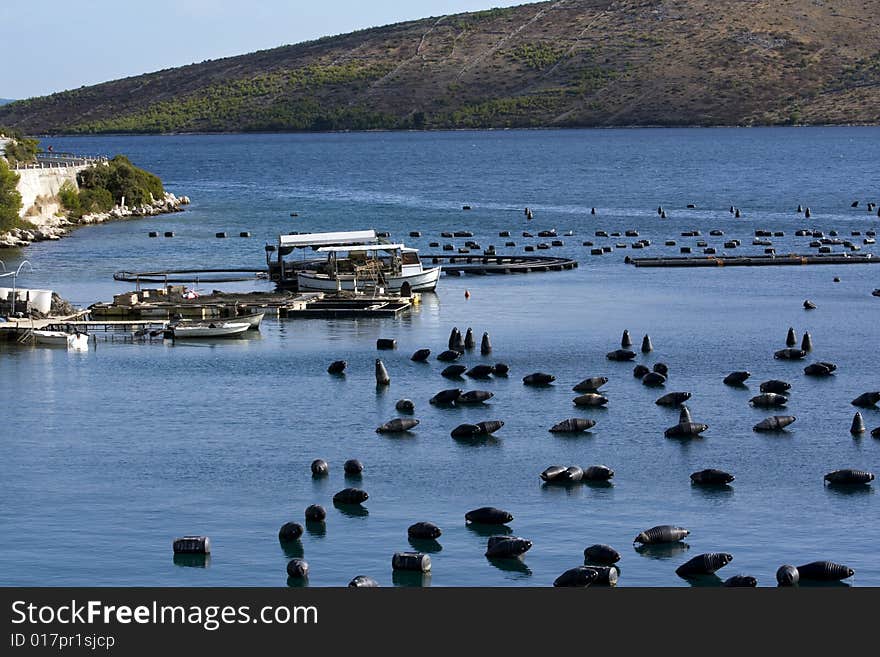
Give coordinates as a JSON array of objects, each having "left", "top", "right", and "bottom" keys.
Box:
[
  {"left": 466, "top": 523, "right": 513, "bottom": 538},
  {"left": 278, "top": 539, "right": 304, "bottom": 559},
  {"left": 634, "top": 542, "right": 691, "bottom": 560},
  {"left": 408, "top": 537, "right": 443, "bottom": 553},
  {"left": 486, "top": 556, "right": 532, "bottom": 576},
  {"left": 305, "top": 520, "right": 327, "bottom": 538},
  {"left": 392, "top": 570, "right": 431, "bottom": 587},
  {"left": 172, "top": 554, "right": 211, "bottom": 568},
  {"left": 333, "top": 501, "right": 369, "bottom": 518},
  {"left": 286, "top": 576, "right": 309, "bottom": 588},
  {"left": 825, "top": 483, "right": 874, "bottom": 497},
  {"left": 679, "top": 573, "right": 723, "bottom": 587},
  {"left": 691, "top": 483, "right": 735, "bottom": 496},
  {"left": 452, "top": 435, "right": 501, "bottom": 448}
]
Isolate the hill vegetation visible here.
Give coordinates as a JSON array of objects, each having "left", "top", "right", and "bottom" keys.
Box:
[{"left": 1, "top": 0, "right": 878, "bottom": 133}]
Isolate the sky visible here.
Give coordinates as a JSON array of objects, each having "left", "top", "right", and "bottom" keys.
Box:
[{"left": 1, "top": 0, "right": 530, "bottom": 99}]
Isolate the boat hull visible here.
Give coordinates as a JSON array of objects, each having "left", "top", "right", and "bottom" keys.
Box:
[
  {"left": 296, "top": 267, "right": 440, "bottom": 293},
  {"left": 32, "top": 330, "right": 89, "bottom": 350},
  {"left": 171, "top": 322, "right": 250, "bottom": 339}
]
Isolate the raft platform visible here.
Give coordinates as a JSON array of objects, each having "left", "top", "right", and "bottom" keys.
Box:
[
  {"left": 422, "top": 254, "right": 579, "bottom": 275},
  {"left": 627, "top": 253, "right": 878, "bottom": 268},
  {"left": 282, "top": 294, "right": 416, "bottom": 319}
]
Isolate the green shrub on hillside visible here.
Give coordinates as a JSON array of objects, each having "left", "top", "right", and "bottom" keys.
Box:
[
  {"left": 3, "top": 137, "right": 40, "bottom": 166},
  {"left": 0, "top": 159, "right": 23, "bottom": 231},
  {"left": 77, "top": 155, "right": 163, "bottom": 207}
]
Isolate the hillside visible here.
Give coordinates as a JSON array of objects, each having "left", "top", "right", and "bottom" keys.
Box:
[{"left": 2, "top": 0, "right": 879, "bottom": 133}]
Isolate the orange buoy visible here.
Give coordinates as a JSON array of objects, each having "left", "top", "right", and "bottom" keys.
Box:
[{"left": 465, "top": 290, "right": 471, "bottom": 299}]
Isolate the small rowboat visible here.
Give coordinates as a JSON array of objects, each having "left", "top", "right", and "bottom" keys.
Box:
[
  {"left": 171, "top": 321, "right": 250, "bottom": 339},
  {"left": 32, "top": 330, "right": 89, "bottom": 350}
]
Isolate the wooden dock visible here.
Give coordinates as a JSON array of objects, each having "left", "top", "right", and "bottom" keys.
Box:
[{"left": 627, "top": 253, "right": 879, "bottom": 268}]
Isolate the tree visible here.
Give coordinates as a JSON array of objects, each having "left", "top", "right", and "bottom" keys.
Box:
[{"left": 0, "top": 159, "right": 23, "bottom": 231}]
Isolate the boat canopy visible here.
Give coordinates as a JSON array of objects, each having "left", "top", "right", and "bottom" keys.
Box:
[
  {"left": 316, "top": 244, "right": 406, "bottom": 253},
  {"left": 279, "top": 230, "right": 377, "bottom": 249}
]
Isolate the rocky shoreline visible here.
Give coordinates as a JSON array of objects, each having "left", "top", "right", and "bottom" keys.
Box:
[{"left": 0, "top": 191, "right": 190, "bottom": 248}]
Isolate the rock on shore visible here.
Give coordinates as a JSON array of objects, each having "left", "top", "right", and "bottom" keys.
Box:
[{"left": 0, "top": 192, "right": 190, "bottom": 248}]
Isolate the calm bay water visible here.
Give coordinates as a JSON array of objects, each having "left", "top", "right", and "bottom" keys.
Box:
[{"left": 1, "top": 128, "right": 878, "bottom": 587}]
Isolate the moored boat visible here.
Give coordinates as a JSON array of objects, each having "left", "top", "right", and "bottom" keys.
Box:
[
  {"left": 32, "top": 330, "right": 89, "bottom": 350},
  {"left": 170, "top": 321, "right": 250, "bottom": 339}
]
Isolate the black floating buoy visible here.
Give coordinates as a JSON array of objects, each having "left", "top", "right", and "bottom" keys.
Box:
[
  {"left": 327, "top": 360, "right": 346, "bottom": 375},
  {"left": 735, "top": 208, "right": 741, "bottom": 218},
  {"left": 287, "top": 558, "right": 309, "bottom": 579},
  {"left": 462, "top": 205, "right": 472, "bottom": 211},
  {"left": 804, "top": 300, "right": 816, "bottom": 310},
  {"left": 173, "top": 536, "right": 211, "bottom": 554},
  {"left": 305, "top": 504, "right": 326, "bottom": 522},
  {"left": 801, "top": 331, "right": 812, "bottom": 352},
  {"left": 344, "top": 459, "right": 364, "bottom": 475},
  {"left": 480, "top": 332, "right": 492, "bottom": 355},
  {"left": 851, "top": 412, "right": 866, "bottom": 435},
  {"left": 348, "top": 575, "right": 379, "bottom": 587},
  {"left": 591, "top": 207, "right": 597, "bottom": 215},
  {"left": 392, "top": 552, "right": 431, "bottom": 572},
  {"left": 148, "top": 231, "right": 158, "bottom": 238},
  {"left": 377, "top": 338, "right": 397, "bottom": 350},
  {"left": 641, "top": 334, "right": 653, "bottom": 352},
  {"left": 239, "top": 232, "right": 251, "bottom": 238},
  {"left": 279, "top": 522, "right": 304, "bottom": 542},
  {"left": 851, "top": 201, "right": 859, "bottom": 208},
  {"left": 164, "top": 231, "right": 174, "bottom": 238},
  {"left": 805, "top": 207, "right": 812, "bottom": 218},
  {"left": 375, "top": 359, "right": 391, "bottom": 385},
  {"left": 464, "top": 328, "right": 476, "bottom": 350},
  {"left": 786, "top": 327, "right": 797, "bottom": 347},
  {"left": 621, "top": 329, "right": 632, "bottom": 348},
  {"left": 216, "top": 232, "right": 227, "bottom": 238},
  {"left": 311, "top": 459, "right": 329, "bottom": 477}
]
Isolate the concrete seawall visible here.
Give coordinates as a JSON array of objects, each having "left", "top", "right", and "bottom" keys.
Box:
[{"left": 16, "top": 165, "right": 88, "bottom": 220}]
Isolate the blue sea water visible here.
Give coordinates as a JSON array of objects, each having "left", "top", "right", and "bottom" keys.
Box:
[{"left": 1, "top": 128, "right": 878, "bottom": 587}]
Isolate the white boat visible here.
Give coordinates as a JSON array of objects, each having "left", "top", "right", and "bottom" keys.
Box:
[
  {"left": 171, "top": 321, "right": 250, "bottom": 339},
  {"left": 32, "top": 329, "right": 89, "bottom": 350},
  {"left": 232, "top": 311, "right": 264, "bottom": 329},
  {"left": 296, "top": 244, "right": 441, "bottom": 293},
  {"left": 269, "top": 230, "right": 440, "bottom": 293}
]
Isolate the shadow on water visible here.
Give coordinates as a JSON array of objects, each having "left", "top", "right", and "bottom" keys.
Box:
[
  {"left": 466, "top": 523, "right": 513, "bottom": 538},
  {"left": 278, "top": 539, "right": 304, "bottom": 559},
  {"left": 486, "top": 555, "right": 532, "bottom": 576},
  {"left": 408, "top": 537, "right": 443, "bottom": 553},
  {"left": 680, "top": 573, "right": 724, "bottom": 587},
  {"left": 634, "top": 542, "right": 691, "bottom": 560},
  {"left": 286, "top": 576, "right": 309, "bottom": 588},
  {"left": 333, "top": 501, "right": 369, "bottom": 518},
  {"left": 344, "top": 472, "right": 363, "bottom": 483},
  {"left": 305, "top": 520, "right": 327, "bottom": 538},
  {"left": 825, "top": 483, "right": 874, "bottom": 497},
  {"left": 392, "top": 571, "right": 431, "bottom": 587},
  {"left": 172, "top": 554, "right": 211, "bottom": 568}
]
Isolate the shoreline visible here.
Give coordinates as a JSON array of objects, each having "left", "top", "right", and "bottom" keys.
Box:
[
  {"left": 21, "top": 122, "right": 880, "bottom": 139},
  {"left": 0, "top": 191, "right": 190, "bottom": 249}
]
